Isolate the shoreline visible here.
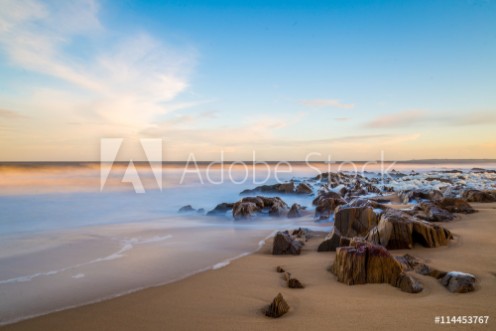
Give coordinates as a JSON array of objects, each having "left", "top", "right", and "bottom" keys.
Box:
[{"left": 3, "top": 203, "right": 495, "bottom": 330}]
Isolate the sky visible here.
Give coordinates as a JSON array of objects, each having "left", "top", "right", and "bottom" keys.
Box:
[{"left": 0, "top": 0, "right": 495, "bottom": 161}]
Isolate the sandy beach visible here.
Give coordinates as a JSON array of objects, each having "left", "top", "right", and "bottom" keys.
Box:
[{"left": 3, "top": 202, "right": 494, "bottom": 331}]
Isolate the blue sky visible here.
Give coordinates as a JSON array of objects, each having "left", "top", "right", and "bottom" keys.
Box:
[{"left": 0, "top": 0, "right": 495, "bottom": 161}]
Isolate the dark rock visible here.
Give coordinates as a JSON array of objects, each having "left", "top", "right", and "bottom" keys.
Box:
[
  {"left": 399, "top": 189, "right": 443, "bottom": 204},
  {"left": 334, "top": 206, "right": 380, "bottom": 237},
  {"left": 196, "top": 208, "right": 205, "bottom": 214},
  {"left": 395, "top": 254, "right": 446, "bottom": 279},
  {"left": 395, "top": 273, "right": 423, "bottom": 293},
  {"left": 241, "top": 182, "right": 299, "bottom": 195},
  {"left": 331, "top": 242, "right": 416, "bottom": 293},
  {"left": 436, "top": 198, "right": 476, "bottom": 214},
  {"left": 440, "top": 272, "right": 476, "bottom": 293},
  {"left": 178, "top": 205, "right": 195, "bottom": 213},
  {"left": 366, "top": 209, "right": 452, "bottom": 249},
  {"left": 287, "top": 203, "right": 303, "bottom": 218},
  {"left": 415, "top": 202, "right": 455, "bottom": 222},
  {"left": 264, "top": 293, "right": 290, "bottom": 318},
  {"left": 288, "top": 278, "right": 304, "bottom": 289},
  {"left": 206, "top": 203, "right": 234, "bottom": 216},
  {"left": 295, "top": 182, "right": 313, "bottom": 194},
  {"left": 425, "top": 177, "right": 453, "bottom": 184},
  {"left": 232, "top": 201, "right": 261, "bottom": 220},
  {"left": 241, "top": 196, "right": 265, "bottom": 209},
  {"left": 276, "top": 266, "right": 285, "bottom": 273},
  {"left": 272, "top": 231, "right": 304, "bottom": 255},
  {"left": 312, "top": 191, "right": 344, "bottom": 205},
  {"left": 317, "top": 229, "right": 343, "bottom": 252},
  {"left": 462, "top": 189, "right": 496, "bottom": 203}
]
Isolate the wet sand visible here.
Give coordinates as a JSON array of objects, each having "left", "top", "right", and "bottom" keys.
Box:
[{"left": 3, "top": 203, "right": 495, "bottom": 331}]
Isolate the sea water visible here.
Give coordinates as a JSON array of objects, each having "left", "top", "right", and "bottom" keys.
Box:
[{"left": 0, "top": 161, "right": 495, "bottom": 324}]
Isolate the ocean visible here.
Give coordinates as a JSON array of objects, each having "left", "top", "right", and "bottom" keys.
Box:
[{"left": 0, "top": 161, "right": 495, "bottom": 324}]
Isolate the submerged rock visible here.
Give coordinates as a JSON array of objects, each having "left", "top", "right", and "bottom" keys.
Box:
[
  {"left": 440, "top": 272, "right": 476, "bottom": 293},
  {"left": 206, "top": 202, "right": 234, "bottom": 216},
  {"left": 295, "top": 182, "right": 313, "bottom": 194},
  {"left": 414, "top": 202, "right": 455, "bottom": 222},
  {"left": 272, "top": 231, "right": 304, "bottom": 255},
  {"left": 287, "top": 203, "right": 303, "bottom": 218},
  {"left": 178, "top": 205, "right": 195, "bottom": 213},
  {"left": 264, "top": 293, "right": 290, "bottom": 318},
  {"left": 232, "top": 201, "right": 261, "bottom": 220}
]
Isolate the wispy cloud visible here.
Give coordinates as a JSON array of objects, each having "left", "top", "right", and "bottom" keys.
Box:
[
  {"left": 0, "top": 0, "right": 197, "bottom": 132},
  {"left": 299, "top": 99, "right": 354, "bottom": 109},
  {"left": 364, "top": 109, "right": 496, "bottom": 129},
  {"left": 363, "top": 110, "right": 426, "bottom": 128},
  {"left": 334, "top": 117, "right": 350, "bottom": 122},
  {"left": 0, "top": 108, "right": 25, "bottom": 119}
]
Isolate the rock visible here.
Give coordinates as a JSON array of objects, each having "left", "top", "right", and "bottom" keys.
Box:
[
  {"left": 436, "top": 198, "right": 476, "bottom": 214},
  {"left": 263, "top": 197, "right": 289, "bottom": 217},
  {"left": 440, "top": 272, "right": 476, "bottom": 293},
  {"left": 241, "top": 182, "right": 297, "bottom": 195},
  {"left": 396, "top": 273, "right": 423, "bottom": 293},
  {"left": 241, "top": 196, "right": 265, "bottom": 209},
  {"left": 415, "top": 202, "right": 454, "bottom": 222},
  {"left": 395, "top": 254, "right": 446, "bottom": 279},
  {"left": 312, "top": 191, "right": 344, "bottom": 205},
  {"left": 272, "top": 231, "right": 304, "bottom": 255},
  {"left": 287, "top": 203, "right": 303, "bottom": 218},
  {"left": 366, "top": 209, "right": 452, "bottom": 249},
  {"left": 334, "top": 206, "right": 380, "bottom": 237},
  {"left": 425, "top": 177, "right": 453, "bottom": 184},
  {"left": 399, "top": 189, "right": 443, "bottom": 204},
  {"left": 276, "top": 266, "right": 285, "bottom": 273},
  {"left": 462, "top": 189, "right": 496, "bottom": 203},
  {"left": 291, "top": 228, "right": 309, "bottom": 241},
  {"left": 196, "top": 208, "right": 205, "bottom": 214},
  {"left": 232, "top": 201, "right": 261, "bottom": 220},
  {"left": 178, "top": 205, "right": 195, "bottom": 213},
  {"left": 317, "top": 229, "right": 343, "bottom": 252},
  {"left": 331, "top": 242, "right": 406, "bottom": 290},
  {"left": 288, "top": 278, "right": 304, "bottom": 289},
  {"left": 295, "top": 182, "right": 313, "bottom": 194},
  {"left": 264, "top": 293, "right": 290, "bottom": 318},
  {"left": 206, "top": 203, "right": 234, "bottom": 216},
  {"left": 314, "top": 197, "right": 347, "bottom": 220}
]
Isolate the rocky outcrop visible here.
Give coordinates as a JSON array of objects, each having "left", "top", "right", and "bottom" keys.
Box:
[
  {"left": 287, "top": 203, "right": 303, "bottom": 218},
  {"left": 178, "top": 205, "right": 195, "bottom": 213},
  {"left": 260, "top": 197, "right": 289, "bottom": 216},
  {"left": 241, "top": 181, "right": 313, "bottom": 195},
  {"left": 462, "top": 189, "right": 496, "bottom": 203},
  {"left": 440, "top": 272, "right": 476, "bottom": 293},
  {"left": 331, "top": 242, "right": 421, "bottom": 293},
  {"left": 232, "top": 201, "right": 261, "bottom": 220},
  {"left": 334, "top": 206, "right": 380, "bottom": 237},
  {"left": 272, "top": 231, "right": 304, "bottom": 255},
  {"left": 206, "top": 202, "right": 234, "bottom": 216},
  {"left": 413, "top": 202, "right": 455, "bottom": 222},
  {"left": 264, "top": 293, "right": 290, "bottom": 318},
  {"left": 366, "top": 209, "right": 452, "bottom": 249},
  {"left": 317, "top": 229, "right": 346, "bottom": 252},
  {"left": 436, "top": 198, "right": 476, "bottom": 214},
  {"left": 399, "top": 189, "right": 443, "bottom": 204},
  {"left": 295, "top": 182, "right": 313, "bottom": 194}
]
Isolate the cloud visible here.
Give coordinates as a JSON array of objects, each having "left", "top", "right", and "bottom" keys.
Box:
[
  {"left": 364, "top": 109, "right": 496, "bottom": 129},
  {"left": 0, "top": 108, "right": 25, "bottom": 119},
  {"left": 0, "top": 0, "right": 197, "bottom": 133},
  {"left": 334, "top": 117, "right": 350, "bottom": 122},
  {"left": 299, "top": 99, "right": 354, "bottom": 109},
  {"left": 363, "top": 110, "right": 426, "bottom": 128}
]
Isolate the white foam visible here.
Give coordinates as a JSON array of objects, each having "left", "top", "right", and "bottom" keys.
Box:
[{"left": 72, "top": 273, "right": 85, "bottom": 279}]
